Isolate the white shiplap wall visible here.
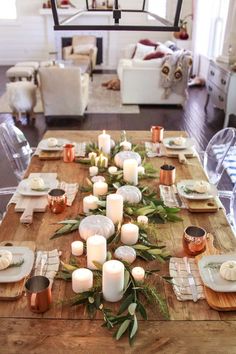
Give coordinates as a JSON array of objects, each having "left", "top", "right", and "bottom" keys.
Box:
[{"left": 0, "top": 0, "right": 191, "bottom": 68}]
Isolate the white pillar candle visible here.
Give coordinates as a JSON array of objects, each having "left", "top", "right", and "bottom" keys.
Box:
[
  {"left": 137, "top": 215, "right": 148, "bottom": 224},
  {"left": 98, "top": 130, "right": 111, "bottom": 155},
  {"left": 123, "top": 159, "right": 138, "bottom": 185},
  {"left": 71, "top": 241, "right": 84, "bottom": 256},
  {"left": 95, "top": 154, "right": 108, "bottom": 168},
  {"left": 120, "top": 141, "right": 132, "bottom": 151},
  {"left": 138, "top": 166, "right": 145, "bottom": 175},
  {"left": 87, "top": 235, "right": 107, "bottom": 270},
  {"left": 121, "top": 223, "right": 139, "bottom": 245},
  {"left": 106, "top": 194, "right": 123, "bottom": 224},
  {"left": 108, "top": 166, "right": 118, "bottom": 175},
  {"left": 102, "top": 260, "right": 124, "bottom": 302},
  {"left": 83, "top": 195, "right": 99, "bottom": 213},
  {"left": 72, "top": 268, "right": 93, "bottom": 293},
  {"left": 88, "top": 152, "right": 97, "bottom": 160},
  {"left": 89, "top": 166, "right": 98, "bottom": 177},
  {"left": 93, "top": 181, "right": 108, "bottom": 196},
  {"left": 131, "top": 267, "right": 145, "bottom": 282}
]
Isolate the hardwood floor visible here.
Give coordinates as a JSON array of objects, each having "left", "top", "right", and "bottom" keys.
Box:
[{"left": 0, "top": 65, "right": 235, "bottom": 213}]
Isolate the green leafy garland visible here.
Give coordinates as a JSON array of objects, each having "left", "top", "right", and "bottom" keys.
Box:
[
  {"left": 52, "top": 134, "right": 181, "bottom": 343},
  {"left": 57, "top": 257, "right": 170, "bottom": 344}
]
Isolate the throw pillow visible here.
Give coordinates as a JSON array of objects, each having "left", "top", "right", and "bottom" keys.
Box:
[
  {"left": 132, "top": 43, "right": 155, "bottom": 60},
  {"left": 138, "top": 39, "right": 157, "bottom": 47},
  {"left": 73, "top": 44, "right": 94, "bottom": 55},
  {"left": 144, "top": 51, "right": 166, "bottom": 60},
  {"left": 156, "top": 43, "right": 174, "bottom": 55}
]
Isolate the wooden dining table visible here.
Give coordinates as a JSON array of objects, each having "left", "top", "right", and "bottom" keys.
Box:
[{"left": 1, "top": 130, "right": 236, "bottom": 353}]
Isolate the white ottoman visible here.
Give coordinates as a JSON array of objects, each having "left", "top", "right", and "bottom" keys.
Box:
[
  {"left": 6, "top": 81, "right": 37, "bottom": 121},
  {"left": 15, "top": 61, "right": 39, "bottom": 70},
  {"left": 15, "top": 62, "right": 39, "bottom": 85},
  {"left": 6, "top": 66, "right": 34, "bottom": 82}
]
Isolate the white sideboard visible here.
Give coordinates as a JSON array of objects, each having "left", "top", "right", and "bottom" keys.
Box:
[{"left": 205, "top": 60, "right": 236, "bottom": 128}]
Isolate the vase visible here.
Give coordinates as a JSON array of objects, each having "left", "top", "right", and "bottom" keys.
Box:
[{"left": 179, "top": 24, "right": 189, "bottom": 40}]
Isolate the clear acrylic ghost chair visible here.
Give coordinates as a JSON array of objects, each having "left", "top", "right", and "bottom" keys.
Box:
[
  {"left": 0, "top": 122, "right": 33, "bottom": 183},
  {"left": 230, "top": 184, "right": 236, "bottom": 233},
  {"left": 202, "top": 128, "right": 236, "bottom": 186},
  {"left": 219, "top": 183, "right": 236, "bottom": 235}
]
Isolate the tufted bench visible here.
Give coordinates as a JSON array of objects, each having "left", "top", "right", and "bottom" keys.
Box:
[
  {"left": 6, "top": 66, "right": 35, "bottom": 83},
  {"left": 15, "top": 61, "right": 39, "bottom": 84}
]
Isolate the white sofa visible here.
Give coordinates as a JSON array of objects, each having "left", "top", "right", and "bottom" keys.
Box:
[
  {"left": 117, "top": 43, "right": 189, "bottom": 106},
  {"left": 117, "top": 58, "right": 186, "bottom": 106}
]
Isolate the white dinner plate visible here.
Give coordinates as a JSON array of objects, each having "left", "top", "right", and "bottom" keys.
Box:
[
  {"left": 0, "top": 246, "right": 34, "bottom": 283},
  {"left": 163, "top": 137, "right": 194, "bottom": 150},
  {"left": 38, "top": 138, "right": 70, "bottom": 151},
  {"left": 198, "top": 254, "right": 236, "bottom": 292},
  {"left": 17, "top": 176, "right": 58, "bottom": 196},
  {"left": 177, "top": 180, "right": 218, "bottom": 200}
]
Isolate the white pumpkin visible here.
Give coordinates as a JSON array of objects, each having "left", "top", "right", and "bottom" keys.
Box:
[
  {"left": 220, "top": 261, "right": 236, "bottom": 281},
  {"left": 0, "top": 250, "right": 13, "bottom": 270},
  {"left": 79, "top": 215, "right": 115, "bottom": 241},
  {"left": 114, "top": 151, "right": 142, "bottom": 169},
  {"left": 114, "top": 246, "right": 136, "bottom": 264},
  {"left": 116, "top": 185, "right": 142, "bottom": 204}
]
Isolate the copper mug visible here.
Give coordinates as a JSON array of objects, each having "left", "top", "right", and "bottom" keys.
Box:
[
  {"left": 151, "top": 126, "right": 164, "bottom": 143},
  {"left": 48, "top": 188, "right": 67, "bottom": 214},
  {"left": 183, "top": 226, "right": 207, "bottom": 256},
  {"left": 63, "top": 143, "right": 75, "bottom": 163},
  {"left": 25, "top": 275, "right": 52, "bottom": 313},
  {"left": 159, "top": 164, "right": 176, "bottom": 186}
]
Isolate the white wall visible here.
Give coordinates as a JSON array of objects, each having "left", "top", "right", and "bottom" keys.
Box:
[{"left": 0, "top": 0, "right": 192, "bottom": 68}]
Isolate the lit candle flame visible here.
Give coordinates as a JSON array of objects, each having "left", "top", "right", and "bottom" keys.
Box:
[{"left": 103, "top": 130, "right": 106, "bottom": 134}]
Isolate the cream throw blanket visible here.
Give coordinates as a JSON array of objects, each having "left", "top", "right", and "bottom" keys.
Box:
[{"left": 160, "top": 50, "right": 192, "bottom": 99}]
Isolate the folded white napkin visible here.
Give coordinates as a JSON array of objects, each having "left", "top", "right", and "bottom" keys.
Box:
[
  {"left": 34, "top": 249, "right": 61, "bottom": 287},
  {"left": 59, "top": 181, "right": 79, "bottom": 206},
  {"left": 145, "top": 141, "right": 162, "bottom": 158},
  {"left": 169, "top": 257, "right": 205, "bottom": 301},
  {"left": 159, "top": 184, "right": 187, "bottom": 208}
]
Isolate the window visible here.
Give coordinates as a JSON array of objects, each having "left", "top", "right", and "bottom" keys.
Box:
[
  {"left": 0, "top": 0, "right": 17, "bottom": 20},
  {"left": 194, "top": 0, "right": 230, "bottom": 60},
  {"left": 148, "top": 0, "right": 167, "bottom": 20}
]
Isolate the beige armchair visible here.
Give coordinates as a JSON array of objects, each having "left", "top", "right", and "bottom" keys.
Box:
[
  {"left": 39, "top": 67, "right": 89, "bottom": 117},
  {"left": 62, "top": 35, "right": 98, "bottom": 71}
]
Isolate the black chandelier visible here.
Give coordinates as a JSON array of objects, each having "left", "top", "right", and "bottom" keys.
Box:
[{"left": 50, "top": 0, "right": 183, "bottom": 32}]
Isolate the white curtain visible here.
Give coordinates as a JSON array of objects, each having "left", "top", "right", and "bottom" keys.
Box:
[{"left": 192, "top": 0, "right": 229, "bottom": 76}]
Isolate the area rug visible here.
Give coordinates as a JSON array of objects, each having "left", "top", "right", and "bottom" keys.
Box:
[{"left": 0, "top": 74, "right": 140, "bottom": 115}]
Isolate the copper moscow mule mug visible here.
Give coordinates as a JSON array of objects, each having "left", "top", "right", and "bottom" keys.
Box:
[
  {"left": 25, "top": 275, "right": 52, "bottom": 313},
  {"left": 159, "top": 164, "right": 176, "bottom": 186},
  {"left": 183, "top": 226, "right": 207, "bottom": 256},
  {"left": 63, "top": 143, "right": 75, "bottom": 163},
  {"left": 48, "top": 188, "right": 67, "bottom": 214},
  {"left": 151, "top": 126, "right": 164, "bottom": 143}
]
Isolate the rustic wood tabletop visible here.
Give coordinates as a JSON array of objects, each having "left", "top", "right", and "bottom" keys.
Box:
[{"left": 0, "top": 130, "right": 236, "bottom": 353}]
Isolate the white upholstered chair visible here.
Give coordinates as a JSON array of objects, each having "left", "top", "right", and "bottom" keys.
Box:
[
  {"left": 62, "top": 35, "right": 98, "bottom": 71},
  {"left": 39, "top": 67, "right": 89, "bottom": 117}
]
